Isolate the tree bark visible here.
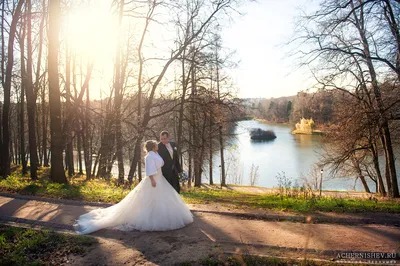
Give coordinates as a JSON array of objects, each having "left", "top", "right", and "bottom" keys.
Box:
[
  {"left": 192, "top": 60, "right": 202, "bottom": 187},
  {"left": 352, "top": 158, "right": 370, "bottom": 193},
  {"left": 48, "top": 0, "right": 67, "bottom": 183},
  {"left": 42, "top": 73, "right": 49, "bottom": 167},
  {"left": 188, "top": 123, "right": 192, "bottom": 187},
  {"left": 1, "top": 0, "right": 24, "bottom": 177},
  {"left": 64, "top": 40, "right": 74, "bottom": 176},
  {"left": 209, "top": 118, "right": 213, "bottom": 185},
  {"left": 370, "top": 141, "right": 386, "bottom": 195},
  {"left": 26, "top": 0, "right": 38, "bottom": 179},
  {"left": 83, "top": 80, "right": 92, "bottom": 180},
  {"left": 0, "top": 2, "right": 4, "bottom": 153},
  {"left": 177, "top": 48, "right": 190, "bottom": 165},
  {"left": 114, "top": 0, "right": 125, "bottom": 184},
  {"left": 97, "top": 105, "right": 113, "bottom": 178},
  {"left": 36, "top": 0, "right": 46, "bottom": 167},
  {"left": 19, "top": 16, "right": 27, "bottom": 175},
  {"left": 77, "top": 132, "right": 83, "bottom": 175},
  {"left": 216, "top": 48, "right": 226, "bottom": 187}
]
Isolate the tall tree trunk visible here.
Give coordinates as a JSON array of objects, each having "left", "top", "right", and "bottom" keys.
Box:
[
  {"left": 1, "top": 0, "right": 24, "bottom": 177},
  {"left": 26, "top": 0, "right": 38, "bottom": 179},
  {"left": 177, "top": 48, "right": 190, "bottom": 164},
  {"left": 137, "top": 151, "right": 142, "bottom": 181},
  {"left": 42, "top": 75, "right": 49, "bottom": 167},
  {"left": 209, "top": 119, "right": 213, "bottom": 185},
  {"left": 370, "top": 142, "right": 386, "bottom": 195},
  {"left": 114, "top": 0, "right": 125, "bottom": 184},
  {"left": 48, "top": 0, "right": 67, "bottom": 183},
  {"left": 19, "top": 17, "right": 27, "bottom": 175},
  {"left": 209, "top": 68, "right": 214, "bottom": 185},
  {"left": 83, "top": 82, "right": 92, "bottom": 180},
  {"left": 0, "top": 2, "right": 4, "bottom": 157},
  {"left": 216, "top": 49, "right": 226, "bottom": 187},
  {"left": 128, "top": 132, "right": 144, "bottom": 182},
  {"left": 36, "top": 0, "right": 46, "bottom": 167},
  {"left": 352, "top": 158, "right": 370, "bottom": 193},
  {"left": 19, "top": 86, "right": 26, "bottom": 174},
  {"left": 381, "top": 125, "right": 399, "bottom": 197},
  {"left": 193, "top": 108, "right": 201, "bottom": 187},
  {"left": 188, "top": 122, "right": 192, "bottom": 187},
  {"left": 36, "top": 104, "right": 42, "bottom": 166},
  {"left": 198, "top": 112, "right": 207, "bottom": 185},
  {"left": 218, "top": 125, "right": 226, "bottom": 186},
  {"left": 13, "top": 127, "right": 18, "bottom": 165},
  {"left": 9, "top": 128, "right": 14, "bottom": 167},
  {"left": 92, "top": 149, "right": 100, "bottom": 177},
  {"left": 380, "top": 135, "right": 392, "bottom": 195},
  {"left": 77, "top": 132, "right": 83, "bottom": 175},
  {"left": 97, "top": 107, "right": 113, "bottom": 178},
  {"left": 65, "top": 40, "right": 74, "bottom": 176},
  {"left": 190, "top": 49, "right": 201, "bottom": 187},
  {"left": 127, "top": 2, "right": 155, "bottom": 184}
]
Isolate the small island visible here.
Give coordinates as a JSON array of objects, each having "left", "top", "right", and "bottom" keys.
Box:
[
  {"left": 250, "top": 128, "right": 277, "bottom": 141},
  {"left": 292, "top": 118, "right": 323, "bottom": 135}
]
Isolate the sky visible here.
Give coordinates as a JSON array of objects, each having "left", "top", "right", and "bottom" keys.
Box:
[
  {"left": 221, "top": 0, "right": 320, "bottom": 99},
  {"left": 63, "top": 0, "right": 321, "bottom": 100}
]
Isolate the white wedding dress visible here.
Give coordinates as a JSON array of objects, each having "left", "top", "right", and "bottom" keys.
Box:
[{"left": 74, "top": 151, "right": 194, "bottom": 234}]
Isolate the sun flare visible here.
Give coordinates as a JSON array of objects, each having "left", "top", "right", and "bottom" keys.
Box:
[{"left": 64, "top": 2, "right": 118, "bottom": 64}]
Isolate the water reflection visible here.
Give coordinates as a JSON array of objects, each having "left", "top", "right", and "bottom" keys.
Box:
[{"left": 205, "top": 120, "right": 376, "bottom": 191}]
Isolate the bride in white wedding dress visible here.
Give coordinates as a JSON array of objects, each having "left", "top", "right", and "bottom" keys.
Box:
[{"left": 74, "top": 140, "right": 194, "bottom": 234}]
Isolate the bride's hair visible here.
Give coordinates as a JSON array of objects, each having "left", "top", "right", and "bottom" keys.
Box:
[{"left": 144, "top": 140, "right": 157, "bottom": 152}]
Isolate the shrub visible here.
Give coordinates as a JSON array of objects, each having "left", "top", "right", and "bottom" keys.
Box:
[{"left": 250, "top": 128, "right": 276, "bottom": 140}]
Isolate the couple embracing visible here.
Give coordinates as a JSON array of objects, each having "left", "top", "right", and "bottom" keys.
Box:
[{"left": 74, "top": 131, "right": 193, "bottom": 234}]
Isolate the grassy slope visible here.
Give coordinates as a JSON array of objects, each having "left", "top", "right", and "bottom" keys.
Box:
[
  {"left": 1, "top": 168, "right": 399, "bottom": 213},
  {"left": 0, "top": 225, "right": 96, "bottom": 265}
]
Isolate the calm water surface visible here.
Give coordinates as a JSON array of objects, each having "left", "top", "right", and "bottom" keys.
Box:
[{"left": 205, "top": 120, "right": 381, "bottom": 191}]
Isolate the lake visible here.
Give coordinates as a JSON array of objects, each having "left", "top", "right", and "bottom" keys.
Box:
[
  {"left": 107, "top": 119, "right": 398, "bottom": 191},
  {"left": 205, "top": 120, "right": 384, "bottom": 191}
]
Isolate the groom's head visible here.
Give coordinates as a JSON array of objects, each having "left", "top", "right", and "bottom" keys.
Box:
[{"left": 160, "top": 131, "right": 170, "bottom": 145}]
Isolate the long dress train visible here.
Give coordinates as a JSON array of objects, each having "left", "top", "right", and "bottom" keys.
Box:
[{"left": 74, "top": 151, "right": 193, "bottom": 234}]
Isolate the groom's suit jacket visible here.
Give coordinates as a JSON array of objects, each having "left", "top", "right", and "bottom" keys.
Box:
[{"left": 158, "top": 142, "right": 182, "bottom": 193}]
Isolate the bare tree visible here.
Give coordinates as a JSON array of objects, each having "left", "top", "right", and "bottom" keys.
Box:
[
  {"left": 25, "top": 0, "right": 39, "bottom": 179},
  {"left": 127, "top": 0, "right": 242, "bottom": 182},
  {"left": 0, "top": 0, "right": 24, "bottom": 177},
  {"left": 292, "top": 0, "right": 400, "bottom": 197},
  {"left": 114, "top": 0, "right": 126, "bottom": 184},
  {"left": 18, "top": 12, "right": 28, "bottom": 175}
]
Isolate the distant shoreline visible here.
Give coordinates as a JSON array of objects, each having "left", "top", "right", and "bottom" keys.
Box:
[
  {"left": 251, "top": 117, "right": 325, "bottom": 135},
  {"left": 292, "top": 129, "right": 324, "bottom": 135},
  {"left": 253, "top": 117, "right": 292, "bottom": 126}
]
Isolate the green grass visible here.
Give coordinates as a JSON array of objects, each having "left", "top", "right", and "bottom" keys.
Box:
[
  {"left": 0, "top": 168, "right": 130, "bottom": 203},
  {"left": 181, "top": 188, "right": 400, "bottom": 213},
  {"left": 1, "top": 167, "right": 399, "bottom": 213},
  {"left": 0, "top": 225, "right": 96, "bottom": 266}
]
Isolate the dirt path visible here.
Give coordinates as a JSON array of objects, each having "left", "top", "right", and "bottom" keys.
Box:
[{"left": 0, "top": 194, "right": 399, "bottom": 265}]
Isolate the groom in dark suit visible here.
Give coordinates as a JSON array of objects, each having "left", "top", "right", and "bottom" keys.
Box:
[{"left": 158, "top": 131, "right": 183, "bottom": 193}]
